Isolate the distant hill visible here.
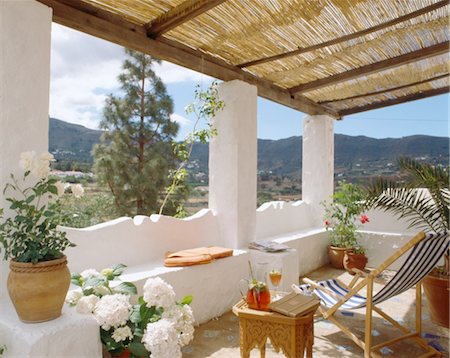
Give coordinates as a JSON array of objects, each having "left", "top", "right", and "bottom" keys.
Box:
[
  {"left": 49, "top": 118, "right": 102, "bottom": 163},
  {"left": 49, "top": 118, "right": 449, "bottom": 177}
]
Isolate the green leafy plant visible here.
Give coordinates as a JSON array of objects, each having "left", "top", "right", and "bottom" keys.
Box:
[
  {"left": 365, "top": 157, "right": 449, "bottom": 275},
  {"left": 159, "top": 81, "right": 224, "bottom": 216},
  {"left": 366, "top": 157, "right": 449, "bottom": 232},
  {"left": 67, "top": 265, "right": 194, "bottom": 358},
  {"left": 0, "top": 344, "right": 6, "bottom": 356},
  {"left": 322, "top": 181, "right": 369, "bottom": 249},
  {"left": 0, "top": 151, "right": 81, "bottom": 263}
]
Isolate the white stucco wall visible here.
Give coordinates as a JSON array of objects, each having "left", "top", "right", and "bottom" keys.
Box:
[
  {"left": 209, "top": 80, "right": 258, "bottom": 249},
  {"left": 0, "top": 0, "right": 52, "bottom": 298},
  {"left": 64, "top": 209, "right": 221, "bottom": 273}
]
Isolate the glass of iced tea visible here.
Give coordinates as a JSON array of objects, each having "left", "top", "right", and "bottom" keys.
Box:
[
  {"left": 269, "top": 267, "right": 282, "bottom": 299},
  {"left": 246, "top": 280, "right": 271, "bottom": 310}
]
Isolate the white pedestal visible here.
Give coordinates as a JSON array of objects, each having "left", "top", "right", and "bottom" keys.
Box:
[
  {"left": 0, "top": 297, "right": 101, "bottom": 358},
  {"left": 249, "top": 249, "right": 299, "bottom": 292}
]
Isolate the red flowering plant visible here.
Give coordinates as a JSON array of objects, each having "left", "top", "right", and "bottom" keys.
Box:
[{"left": 322, "top": 181, "right": 369, "bottom": 253}]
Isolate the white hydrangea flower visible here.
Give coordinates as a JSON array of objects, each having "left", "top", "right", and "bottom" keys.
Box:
[
  {"left": 80, "top": 269, "right": 99, "bottom": 280},
  {"left": 65, "top": 289, "right": 83, "bottom": 306},
  {"left": 55, "top": 181, "right": 66, "bottom": 197},
  {"left": 143, "top": 277, "right": 176, "bottom": 310},
  {"left": 19, "top": 151, "right": 36, "bottom": 171},
  {"left": 93, "top": 294, "right": 131, "bottom": 330},
  {"left": 163, "top": 304, "right": 195, "bottom": 346},
  {"left": 76, "top": 294, "right": 100, "bottom": 314},
  {"left": 93, "top": 285, "right": 111, "bottom": 296},
  {"left": 71, "top": 184, "right": 85, "bottom": 198},
  {"left": 112, "top": 326, "right": 133, "bottom": 343},
  {"left": 142, "top": 319, "right": 181, "bottom": 358}
]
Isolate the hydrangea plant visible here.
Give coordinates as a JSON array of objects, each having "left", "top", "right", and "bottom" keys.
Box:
[
  {"left": 67, "top": 265, "right": 194, "bottom": 358},
  {"left": 0, "top": 151, "right": 83, "bottom": 263}
]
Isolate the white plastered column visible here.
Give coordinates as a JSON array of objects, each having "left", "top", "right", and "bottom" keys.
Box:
[
  {"left": 302, "top": 114, "right": 334, "bottom": 224},
  {"left": 209, "top": 80, "right": 257, "bottom": 249},
  {"left": 0, "top": 0, "right": 52, "bottom": 297}
]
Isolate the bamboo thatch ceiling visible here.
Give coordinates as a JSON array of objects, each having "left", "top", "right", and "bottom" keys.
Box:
[{"left": 37, "top": 0, "right": 450, "bottom": 118}]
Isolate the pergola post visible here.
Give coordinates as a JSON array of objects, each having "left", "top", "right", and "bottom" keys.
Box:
[
  {"left": 209, "top": 80, "right": 257, "bottom": 249},
  {"left": 0, "top": 0, "right": 52, "bottom": 297},
  {"left": 302, "top": 114, "right": 334, "bottom": 223}
]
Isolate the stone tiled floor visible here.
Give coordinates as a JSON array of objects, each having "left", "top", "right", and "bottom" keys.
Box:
[{"left": 183, "top": 265, "right": 449, "bottom": 357}]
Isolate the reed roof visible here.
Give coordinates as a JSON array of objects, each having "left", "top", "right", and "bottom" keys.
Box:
[{"left": 39, "top": 0, "right": 449, "bottom": 118}]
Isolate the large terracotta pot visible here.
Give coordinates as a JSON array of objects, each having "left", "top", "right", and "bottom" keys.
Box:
[
  {"left": 7, "top": 255, "right": 70, "bottom": 323},
  {"left": 328, "top": 246, "right": 348, "bottom": 269},
  {"left": 423, "top": 273, "right": 449, "bottom": 328},
  {"left": 343, "top": 251, "right": 368, "bottom": 275}
]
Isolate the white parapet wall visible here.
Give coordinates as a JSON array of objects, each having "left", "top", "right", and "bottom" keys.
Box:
[
  {"left": 64, "top": 209, "right": 222, "bottom": 273},
  {"left": 64, "top": 208, "right": 250, "bottom": 325}
]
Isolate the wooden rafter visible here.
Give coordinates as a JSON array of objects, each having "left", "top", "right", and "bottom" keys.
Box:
[
  {"left": 289, "top": 42, "right": 450, "bottom": 94},
  {"left": 238, "top": 1, "right": 448, "bottom": 68},
  {"left": 37, "top": 0, "right": 338, "bottom": 118},
  {"left": 320, "top": 73, "right": 449, "bottom": 104},
  {"left": 339, "top": 87, "right": 449, "bottom": 116},
  {"left": 146, "top": 0, "right": 228, "bottom": 38}
]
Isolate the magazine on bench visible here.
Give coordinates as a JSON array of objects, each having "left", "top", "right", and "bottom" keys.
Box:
[
  {"left": 248, "top": 241, "right": 291, "bottom": 252},
  {"left": 268, "top": 292, "right": 320, "bottom": 317}
]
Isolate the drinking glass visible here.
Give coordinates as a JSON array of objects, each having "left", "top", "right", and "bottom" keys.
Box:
[{"left": 269, "top": 267, "right": 282, "bottom": 299}]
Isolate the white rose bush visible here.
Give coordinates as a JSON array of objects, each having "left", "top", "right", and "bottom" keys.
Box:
[
  {"left": 67, "top": 264, "right": 195, "bottom": 357},
  {"left": 0, "top": 151, "right": 84, "bottom": 263}
]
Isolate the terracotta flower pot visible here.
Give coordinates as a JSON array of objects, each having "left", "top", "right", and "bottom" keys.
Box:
[
  {"left": 328, "top": 246, "right": 348, "bottom": 269},
  {"left": 423, "top": 273, "right": 449, "bottom": 328},
  {"left": 7, "top": 255, "right": 71, "bottom": 323},
  {"left": 343, "top": 251, "right": 368, "bottom": 275}
]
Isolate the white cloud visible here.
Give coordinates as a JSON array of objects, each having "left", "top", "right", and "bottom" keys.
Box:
[
  {"left": 49, "top": 24, "right": 210, "bottom": 130},
  {"left": 170, "top": 113, "right": 191, "bottom": 126}
]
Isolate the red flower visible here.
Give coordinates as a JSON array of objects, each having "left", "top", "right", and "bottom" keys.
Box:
[
  {"left": 359, "top": 214, "right": 369, "bottom": 224},
  {"left": 324, "top": 220, "right": 331, "bottom": 226}
]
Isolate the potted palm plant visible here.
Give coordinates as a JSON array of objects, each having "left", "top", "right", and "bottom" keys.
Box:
[
  {"left": 322, "top": 181, "right": 370, "bottom": 271},
  {"left": 0, "top": 151, "right": 82, "bottom": 322},
  {"left": 366, "top": 157, "right": 449, "bottom": 328}
]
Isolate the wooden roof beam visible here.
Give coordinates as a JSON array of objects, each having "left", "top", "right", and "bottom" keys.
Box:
[
  {"left": 146, "top": 0, "right": 228, "bottom": 38},
  {"left": 320, "top": 73, "right": 449, "bottom": 104},
  {"left": 238, "top": 1, "right": 448, "bottom": 68},
  {"left": 339, "top": 87, "right": 449, "bottom": 116},
  {"left": 289, "top": 41, "right": 450, "bottom": 94},
  {"left": 37, "top": 0, "right": 338, "bottom": 118}
]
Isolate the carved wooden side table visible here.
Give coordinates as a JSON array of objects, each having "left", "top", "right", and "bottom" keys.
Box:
[{"left": 232, "top": 299, "right": 315, "bottom": 358}]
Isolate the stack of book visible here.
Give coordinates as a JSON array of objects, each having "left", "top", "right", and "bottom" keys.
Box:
[{"left": 268, "top": 292, "right": 320, "bottom": 317}]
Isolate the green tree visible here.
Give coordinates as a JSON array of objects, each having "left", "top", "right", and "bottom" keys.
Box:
[{"left": 93, "top": 49, "right": 181, "bottom": 216}]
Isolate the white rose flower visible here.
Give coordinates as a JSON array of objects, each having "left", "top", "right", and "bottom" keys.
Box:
[
  {"left": 55, "top": 181, "right": 66, "bottom": 197},
  {"left": 80, "top": 269, "right": 99, "bottom": 280},
  {"left": 76, "top": 294, "right": 99, "bottom": 314},
  {"left": 39, "top": 152, "right": 54, "bottom": 162},
  {"left": 65, "top": 289, "right": 83, "bottom": 306},
  {"left": 93, "top": 294, "right": 131, "bottom": 330},
  {"left": 143, "top": 277, "right": 176, "bottom": 310},
  {"left": 19, "top": 151, "right": 36, "bottom": 171},
  {"left": 71, "top": 184, "right": 85, "bottom": 198},
  {"left": 163, "top": 304, "right": 195, "bottom": 346},
  {"left": 112, "top": 326, "right": 133, "bottom": 343},
  {"left": 142, "top": 319, "right": 181, "bottom": 358},
  {"left": 30, "top": 160, "right": 50, "bottom": 179}
]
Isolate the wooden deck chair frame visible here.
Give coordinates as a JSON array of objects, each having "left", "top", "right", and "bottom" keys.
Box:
[{"left": 298, "top": 232, "right": 446, "bottom": 358}]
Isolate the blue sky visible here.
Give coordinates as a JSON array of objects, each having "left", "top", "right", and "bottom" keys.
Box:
[{"left": 50, "top": 24, "right": 449, "bottom": 141}]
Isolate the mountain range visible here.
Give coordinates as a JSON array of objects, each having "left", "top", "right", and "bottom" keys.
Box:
[{"left": 49, "top": 117, "right": 449, "bottom": 176}]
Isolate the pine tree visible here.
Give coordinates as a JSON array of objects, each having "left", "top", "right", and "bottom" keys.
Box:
[{"left": 93, "top": 49, "right": 181, "bottom": 216}]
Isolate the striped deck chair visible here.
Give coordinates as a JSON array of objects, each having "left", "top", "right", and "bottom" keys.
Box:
[{"left": 293, "top": 231, "right": 449, "bottom": 358}]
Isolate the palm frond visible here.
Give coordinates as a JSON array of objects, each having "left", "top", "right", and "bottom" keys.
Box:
[{"left": 365, "top": 157, "right": 449, "bottom": 232}]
